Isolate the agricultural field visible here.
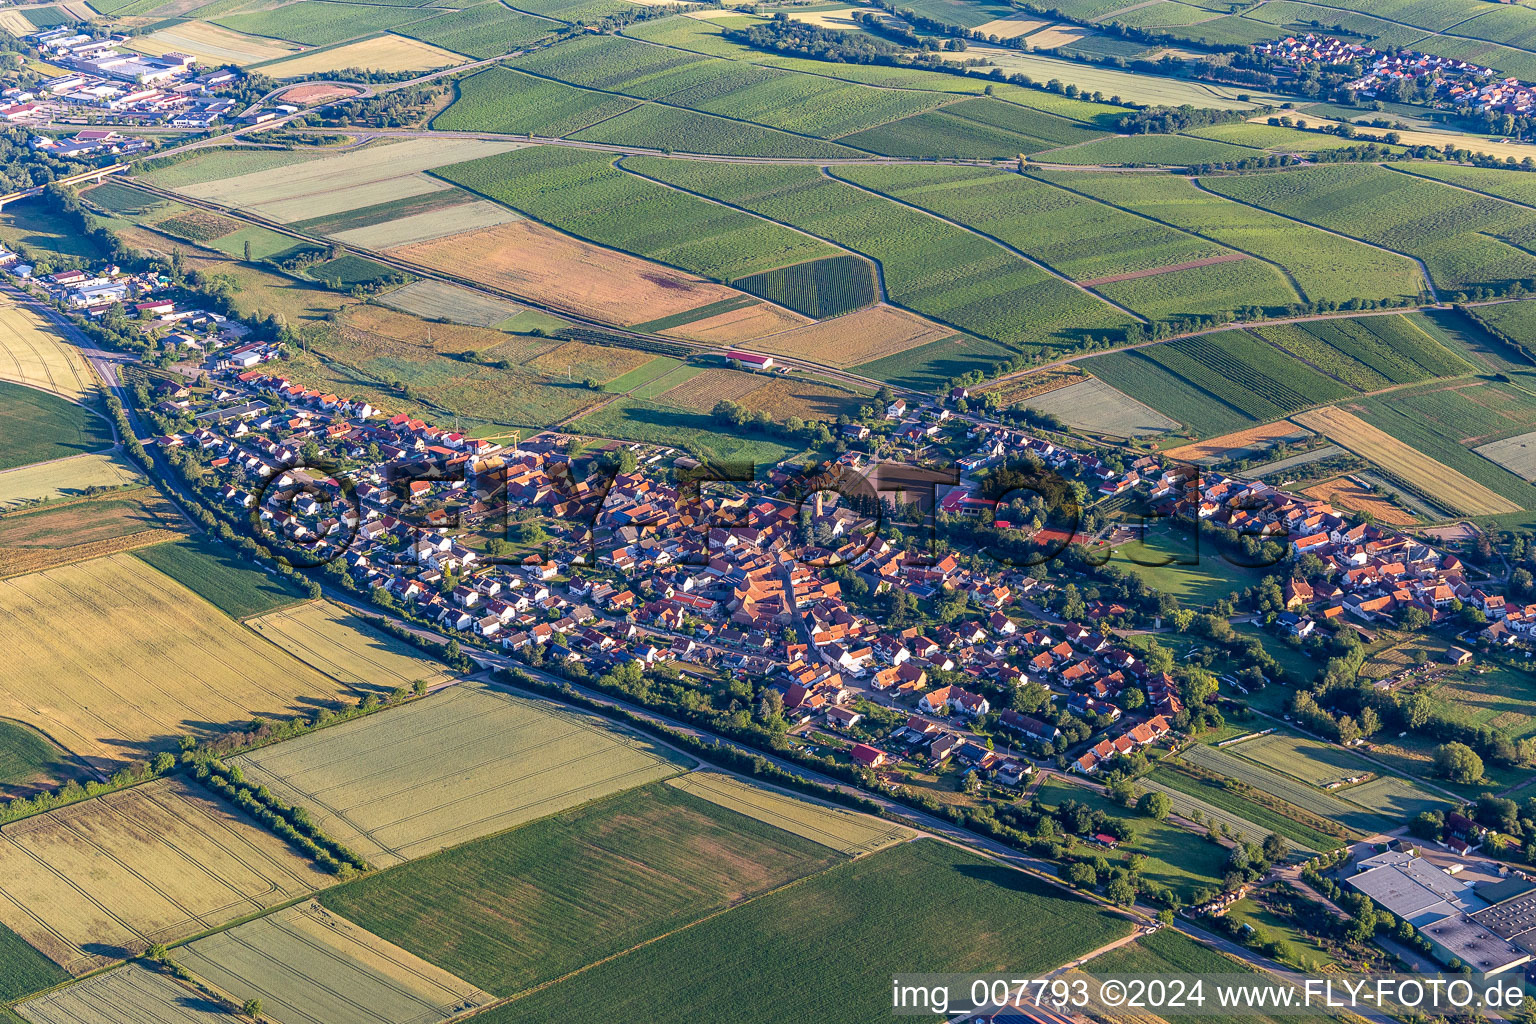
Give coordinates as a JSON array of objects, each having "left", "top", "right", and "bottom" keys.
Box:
[
  {"left": 1202, "top": 163, "right": 1536, "bottom": 293},
  {"left": 377, "top": 279, "right": 523, "bottom": 328},
  {"left": 468, "top": 838, "right": 1131, "bottom": 1022},
  {"left": 1163, "top": 420, "right": 1307, "bottom": 463},
  {"left": 1336, "top": 776, "right": 1452, "bottom": 822},
  {"left": 307, "top": 253, "right": 400, "bottom": 289},
  {"left": 393, "top": 1, "right": 559, "bottom": 58},
  {"left": 1463, "top": 301, "right": 1536, "bottom": 370},
  {"left": 1146, "top": 765, "right": 1345, "bottom": 851},
  {"left": 0, "top": 488, "right": 184, "bottom": 577},
  {"left": 138, "top": 147, "right": 325, "bottom": 190},
  {"left": 834, "top": 163, "right": 1303, "bottom": 322},
  {"left": 665, "top": 771, "right": 913, "bottom": 854},
  {"left": 245, "top": 601, "right": 454, "bottom": 690},
  {"left": 324, "top": 197, "right": 518, "bottom": 250},
  {"left": 434, "top": 147, "right": 839, "bottom": 286},
  {"left": 654, "top": 299, "right": 810, "bottom": 343},
  {"left": 0, "top": 297, "right": 98, "bottom": 402},
  {"left": 213, "top": 1, "right": 443, "bottom": 47},
  {"left": 125, "top": 20, "right": 301, "bottom": 64},
  {"left": 1021, "top": 376, "right": 1177, "bottom": 437},
  {"left": 1294, "top": 405, "right": 1524, "bottom": 516},
  {"left": 305, "top": 303, "right": 600, "bottom": 428},
  {"left": 570, "top": 102, "right": 860, "bottom": 159},
  {"left": 175, "top": 901, "right": 496, "bottom": 1024},
  {"left": 1135, "top": 776, "right": 1305, "bottom": 851},
  {"left": 1476, "top": 430, "right": 1536, "bottom": 482},
  {"left": 1035, "top": 133, "right": 1257, "bottom": 166},
  {"left": 735, "top": 375, "right": 868, "bottom": 421},
  {"left": 262, "top": 32, "right": 470, "bottom": 75},
  {"left": 1081, "top": 348, "right": 1253, "bottom": 437},
  {"left": 163, "top": 139, "right": 518, "bottom": 225},
  {"left": 0, "top": 719, "right": 73, "bottom": 800},
  {"left": 16, "top": 965, "right": 228, "bottom": 1024},
  {"left": 433, "top": 67, "right": 641, "bottom": 137},
  {"left": 0, "top": 553, "right": 367, "bottom": 769},
  {"left": 0, "top": 450, "right": 142, "bottom": 510},
  {"left": 622, "top": 157, "right": 1134, "bottom": 356},
  {"left": 1132, "top": 330, "right": 1353, "bottom": 421},
  {"left": 654, "top": 366, "right": 766, "bottom": 410},
  {"left": 732, "top": 254, "right": 878, "bottom": 319},
  {"left": 0, "top": 778, "right": 331, "bottom": 974},
  {"left": 737, "top": 305, "right": 953, "bottom": 367},
  {"left": 232, "top": 681, "right": 686, "bottom": 868},
  {"left": 1225, "top": 733, "right": 1372, "bottom": 788},
  {"left": 977, "top": 364, "right": 1086, "bottom": 407},
  {"left": 848, "top": 332, "right": 1019, "bottom": 390},
  {"left": 1249, "top": 314, "right": 1470, "bottom": 392},
  {"left": 132, "top": 535, "right": 305, "bottom": 619},
  {"left": 1302, "top": 476, "right": 1420, "bottom": 526},
  {"left": 387, "top": 218, "right": 771, "bottom": 329},
  {"left": 319, "top": 781, "right": 845, "bottom": 996},
  {"left": 1178, "top": 743, "right": 1393, "bottom": 836},
  {"left": 524, "top": 338, "right": 656, "bottom": 380},
  {"left": 1085, "top": 928, "right": 1296, "bottom": 1024}
]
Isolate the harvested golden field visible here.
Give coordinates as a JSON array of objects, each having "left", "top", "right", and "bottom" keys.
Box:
[
  {"left": 171, "top": 138, "right": 516, "bottom": 221},
  {"left": 978, "top": 365, "right": 1086, "bottom": 408},
  {"left": 126, "top": 21, "right": 301, "bottom": 65},
  {"left": 1293, "top": 406, "right": 1521, "bottom": 516},
  {"left": 245, "top": 601, "right": 454, "bottom": 691},
  {"left": 1025, "top": 24, "right": 1086, "bottom": 48},
  {"left": 0, "top": 451, "right": 144, "bottom": 510},
  {"left": 0, "top": 9, "right": 33, "bottom": 33},
  {"left": 1165, "top": 420, "right": 1309, "bottom": 462},
  {"left": 656, "top": 366, "right": 765, "bottom": 411},
  {"left": 659, "top": 301, "right": 811, "bottom": 343},
  {"left": 335, "top": 303, "right": 541, "bottom": 360},
  {"left": 18, "top": 963, "right": 235, "bottom": 1024},
  {"left": 667, "top": 771, "right": 913, "bottom": 855},
  {"left": 176, "top": 901, "right": 496, "bottom": 1024},
  {"left": 738, "top": 377, "right": 866, "bottom": 421},
  {"left": 1302, "top": 476, "right": 1418, "bottom": 526},
  {"left": 0, "top": 778, "right": 331, "bottom": 974},
  {"left": 262, "top": 34, "right": 468, "bottom": 78},
  {"left": 526, "top": 339, "right": 655, "bottom": 382},
  {"left": 0, "top": 553, "right": 368, "bottom": 770},
  {"left": 0, "top": 295, "right": 96, "bottom": 401},
  {"left": 973, "top": 15, "right": 1052, "bottom": 37},
  {"left": 744, "top": 305, "right": 953, "bottom": 367},
  {"left": 388, "top": 219, "right": 749, "bottom": 326},
  {"left": 0, "top": 488, "right": 184, "bottom": 576},
  {"left": 232, "top": 681, "right": 686, "bottom": 868}
]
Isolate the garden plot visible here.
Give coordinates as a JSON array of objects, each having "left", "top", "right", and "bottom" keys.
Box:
[
  {"left": 164, "top": 139, "right": 520, "bottom": 222},
  {"left": 231, "top": 681, "right": 687, "bottom": 868},
  {"left": 0, "top": 553, "right": 365, "bottom": 769},
  {"left": 0, "top": 778, "right": 331, "bottom": 974},
  {"left": 176, "top": 901, "right": 496, "bottom": 1024},
  {"left": 378, "top": 279, "right": 524, "bottom": 327}
]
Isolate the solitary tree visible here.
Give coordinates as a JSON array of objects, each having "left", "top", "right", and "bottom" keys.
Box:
[{"left": 243, "top": 998, "right": 263, "bottom": 1020}]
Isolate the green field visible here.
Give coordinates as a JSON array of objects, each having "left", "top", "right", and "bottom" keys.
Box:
[
  {"left": 1203, "top": 163, "right": 1536, "bottom": 293},
  {"left": 571, "top": 101, "right": 858, "bottom": 159},
  {"left": 469, "top": 838, "right": 1131, "bottom": 1022},
  {"left": 623, "top": 158, "right": 1134, "bottom": 356},
  {"left": 1111, "top": 529, "right": 1270, "bottom": 607},
  {"left": 1038, "top": 133, "right": 1258, "bottom": 167},
  {"left": 837, "top": 96, "right": 1108, "bottom": 158},
  {"left": 1080, "top": 349, "right": 1254, "bottom": 437},
  {"left": 393, "top": 1, "right": 558, "bottom": 57},
  {"left": 0, "top": 919, "right": 68, "bottom": 1003},
  {"left": 0, "top": 384, "right": 110, "bottom": 471},
  {"left": 1087, "top": 928, "right": 1296, "bottom": 1024},
  {"left": 1135, "top": 329, "right": 1352, "bottom": 420},
  {"left": 0, "top": 719, "right": 73, "bottom": 799},
  {"left": 571, "top": 398, "right": 801, "bottom": 466},
  {"left": 214, "top": 1, "right": 441, "bottom": 46},
  {"left": 138, "top": 147, "right": 323, "bottom": 189},
  {"left": 131, "top": 536, "right": 306, "bottom": 618},
  {"left": 1227, "top": 733, "right": 1373, "bottom": 787},
  {"left": 1250, "top": 314, "right": 1471, "bottom": 392},
  {"left": 733, "top": 254, "right": 877, "bottom": 318},
  {"left": 433, "top": 147, "right": 839, "bottom": 282},
  {"left": 1147, "top": 765, "right": 1344, "bottom": 851},
  {"left": 1337, "top": 776, "right": 1452, "bottom": 822},
  {"left": 1179, "top": 743, "right": 1393, "bottom": 835},
  {"left": 319, "top": 782, "right": 843, "bottom": 996},
  {"left": 433, "top": 68, "right": 641, "bottom": 137},
  {"left": 308, "top": 253, "right": 403, "bottom": 288}
]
